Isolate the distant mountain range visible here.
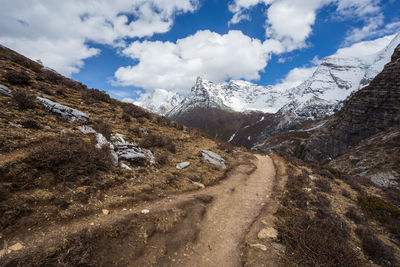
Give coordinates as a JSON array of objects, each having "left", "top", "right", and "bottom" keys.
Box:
[{"left": 135, "top": 32, "right": 400, "bottom": 148}]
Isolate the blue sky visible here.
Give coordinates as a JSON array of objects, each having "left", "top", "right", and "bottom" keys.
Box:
[{"left": 1, "top": 0, "right": 399, "bottom": 100}]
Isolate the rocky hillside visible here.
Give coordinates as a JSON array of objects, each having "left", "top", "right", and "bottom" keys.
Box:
[
  {"left": 0, "top": 45, "right": 239, "bottom": 261},
  {"left": 254, "top": 43, "right": 400, "bottom": 185}
]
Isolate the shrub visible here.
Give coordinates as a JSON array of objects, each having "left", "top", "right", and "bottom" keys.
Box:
[
  {"left": 139, "top": 134, "right": 176, "bottom": 153},
  {"left": 81, "top": 89, "right": 112, "bottom": 104},
  {"left": 13, "top": 89, "right": 36, "bottom": 110},
  {"left": 21, "top": 119, "right": 42, "bottom": 129},
  {"left": 157, "top": 152, "right": 169, "bottom": 166},
  {"left": 217, "top": 140, "right": 234, "bottom": 153},
  {"left": 4, "top": 70, "right": 31, "bottom": 85},
  {"left": 345, "top": 206, "right": 365, "bottom": 224},
  {"left": 56, "top": 86, "right": 66, "bottom": 96},
  {"left": 93, "top": 120, "right": 112, "bottom": 140},
  {"left": 315, "top": 178, "right": 332, "bottom": 193},
  {"left": 277, "top": 208, "right": 360, "bottom": 266},
  {"left": 120, "top": 103, "right": 152, "bottom": 120},
  {"left": 355, "top": 227, "right": 396, "bottom": 266},
  {"left": 37, "top": 69, "right": 63, "bottom": 84},
  {"left": 4, "top": 136, "right": 113, "bottom": 189}
]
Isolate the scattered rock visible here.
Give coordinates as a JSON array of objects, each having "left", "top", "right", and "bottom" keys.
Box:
[
  {"left": 272, "top": 243, "right": 286, "bottom": 253},
  {"left": 141, "top": 209, "right": 150, "bottom": 214},
  {"left": 0, "top": 249, "right": 6, "bottom": 257},
  {"left": 110, "top": 150, "right": 119, "bottom": 167},
  {"left": 37, "top": 97, "right": 89, "bottom": 122},
  {"left": 0, "top": 84, "right": 12, "bottom": 97},
  {"left": 9, "top": 243, "right": 23, "bottom": 251},
  {"left": 120, "top": 163, "right": 132, "bottom": 170},
  {"left": 117, "top": 149, "right": 147, "bottom": 163},
  {"left": 9, "top": 122, "right": 23, "bottom": 128},
  {"left": 102, "top": 209, "right": 109, "bottom": 215},
  {"left": 77, "top": 125, "right": 96, "bottom": 134},
  {"left": 250, "top": 243, "right": 267, "bottom": 251},
  {"left": 309, "top": 175, "right": 317, "bottom": 181},
  {"left": 369, "top": 171, "right": 398, "bottom": 187},
  {"left": 176, "top": 162, "right": 190, "bottom": 169},
  {"left": 200, "top": 150, "right": 226, "bottom": 169},
  {"left": 146, "top": 150, "right": 155, "bottom": 165},
  {"left": 191, "top": 181, "right": 205, "bottom": 189},
  {"left": 257, "top": 227, "right": 278, "bottom": 240}
]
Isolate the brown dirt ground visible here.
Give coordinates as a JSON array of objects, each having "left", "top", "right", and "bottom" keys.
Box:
[{"left": 0, "top": 154, "right": 280, "bottom": 266}]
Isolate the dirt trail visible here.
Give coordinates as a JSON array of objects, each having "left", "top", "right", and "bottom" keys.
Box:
[
  {"left": 1, "top": 155, "right": 276, "bottom": 266},
  {"left": 173, "top": 154, "right": 276, "bottom": 267}
]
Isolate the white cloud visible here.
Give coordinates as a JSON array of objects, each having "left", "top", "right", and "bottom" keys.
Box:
[
  {"left": 0, "top": 0, "right": 199, "bottom": 76},
  {"left": 229, "top": 0, "right": 394, "bottom": 51},
  {"left": 114, "top": 30, "right": 274, "bottom": 93}
]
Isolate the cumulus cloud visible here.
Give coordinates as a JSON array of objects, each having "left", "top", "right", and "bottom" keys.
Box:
[
  {"left": 228, "top": 0, "right": 396, "bottom": 51},
  {"left": 0, "top": 0, "right": 199, "bottom": 76},
  {"left": 114, "top": 30, "right": 274, "bottom": 93}
]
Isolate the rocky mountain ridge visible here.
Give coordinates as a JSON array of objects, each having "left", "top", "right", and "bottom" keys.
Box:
[{"left": 137, "top": 33, "right": 400, "bottom": 147}]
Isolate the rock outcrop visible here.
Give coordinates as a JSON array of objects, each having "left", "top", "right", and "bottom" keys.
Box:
[{"left": 37, "top": 97, "right": 89, "bottom": 123}]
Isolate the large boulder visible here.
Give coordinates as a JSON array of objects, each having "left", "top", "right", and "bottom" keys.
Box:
[
  {"left": 200, "top": 150, "right": 226, "bottom": 169},
  {"left": 37, "top": 97, "right": 89, "bottom": 123}
]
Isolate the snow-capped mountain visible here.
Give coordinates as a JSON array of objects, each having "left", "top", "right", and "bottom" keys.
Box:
[
  {"left": 135, "top": 32, "right": 400, "bottom": 147},
  {"left": 133, "top": 89, "right": 183, "bottom": 116}
]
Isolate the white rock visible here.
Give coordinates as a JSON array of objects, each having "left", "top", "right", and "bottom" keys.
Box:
[
  {"left": 110, "top": 150, "right": 119, "bottom": 167},
  {"left": 102, "top": 209, "right": 109, "bottom": 215},
  {"left": 257, "top": 227, "right": 278, "bottom": 240},
  {"left": 191, "top": 181, "right": 205, "bottom": 189},
  {"left": 37, "top": 97, "right": 89, "bottom": 122},
  {"left": 146, "top": 150, "right": 155, "bottom": 164},
  {"left": 120, "top": 163, "right": 132, "bottom": 170},
  {"left": 250, "top": 243, "right": 267, "bottom": 251},
  {"left": 141, "top": 209, "right": 150, "bottom": 214},
  {"left": 200, "top": 150, "right": 226, "bottom": 169},
  {"left": 0, "top": 84, "right": 12, "bottom": 97},
  {"left": 77, "top": 125, "right": 96, "bottom": 134},
  {"left": 176, "top": 162, "right": 190, "bottom": 169},
  {"left": 117, "top": 149, "right": 147, "bottom": 163},
  {"left": 9, "top": 243, "right": 23, "bottom": 251}
]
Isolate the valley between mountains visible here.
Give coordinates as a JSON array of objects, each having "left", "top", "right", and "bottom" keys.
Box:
[{"left": 1, "top": 36, "right": 400, "bottom": 266}]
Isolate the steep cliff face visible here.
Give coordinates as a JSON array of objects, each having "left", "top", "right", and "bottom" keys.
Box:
[
  {"left": 302, "top": 44, "right": 400, "bottom": 162},
  {"left": 256, "top": 44, "right": 400, "bottom": 163}
]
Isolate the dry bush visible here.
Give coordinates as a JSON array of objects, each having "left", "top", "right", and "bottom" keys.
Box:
[
  {"left": 4, "top": 70, "right": 31, "bottom": 85},
  {"left": 37, "top": 69, "right": 63, "bottom": 84},
  {"left": 277, "top": 208, "right": 360, "bottom": 266},
  {"left": 355, "top": 227, "right": 396, "bottom": 266},
  {"left": 139, "top": 134, "right": 176, "bottom": 153},
  {"left": 281, "top": 167, "right": 311, "bottom": 209},
  {"left": 21, "top": 119, "right": 42, "bottom": 129},
  {"left": 120, "top": 103, "right": 152, "bottom": 120},
  {"left": 157, "top": 152, "right": 169, "bottom": 166},
  {"left": 345, "top": 206, "right": 365, "bottom": 224},
  {"left": 314, "top": 178, "right": 332, "bottom": 193},
  {"left": 13, "top": 89, "right": 36, "bottom": 110},
  {"left": 1, "top": 135, "right": 112, "bottom": 191},
  {"left": 82, "top": 88, "right": 112, "bottom": 104},
  {"left": 217, "top": 140, "right": 234, "bottom": 153},
  {"left": 93, "top": 120, "right": 112, "bottom": 140},
  {"left": 358, "top": 195, "right": 400, "bottom": 239}
]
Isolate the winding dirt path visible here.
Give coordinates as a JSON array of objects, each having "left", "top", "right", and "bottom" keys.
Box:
[
  {"left": 1, "top": 155, "right": 277, "bottom": 266},
  {"left": 173, "top": 154, "right": 275, "bottom": 267}
]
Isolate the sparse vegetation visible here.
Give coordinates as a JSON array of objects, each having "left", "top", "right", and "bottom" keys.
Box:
[
  {"left": 4, "top": 69, "right": 31, "bottom": 85},
  {"left": 121, "top": 102, "right": 152, "bottom": 120},
  {"left": 139, "top": 133, "right": 176, "bottom": 153},
  {"left": 82, "top": 88, "right": 112, "bottom": 104},
  {"left": 93, "top": 119, "right": 112, "bottom": 140},
  {"left": 355, "top": 227, "right": 396, "bottom": 266},
  {"left": 21, "top": 119, "right": 42, "bottom": 129},
  {"left": 13, "top": 89, "right": 36, "bottom": 110}
]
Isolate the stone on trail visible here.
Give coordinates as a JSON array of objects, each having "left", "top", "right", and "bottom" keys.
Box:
[
  {"left": 102, "top": 209, "right": 109, "bottom": 215},
  {"left": 250, "top": 243, "right": 267, "bottom": 251},
  {"left": 141, "top": 209, "right": 150, "bottom": 214},
  {"left": 9, "top": 243, "right": 23, "bottom": 251},
  {"left": 257, "top": 227, "right": 278, "bottom": 240}
]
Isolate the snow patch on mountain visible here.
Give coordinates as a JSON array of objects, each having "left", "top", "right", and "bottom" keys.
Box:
[{"left": 131, "top": 89, "right": 183, "bottom": 116}]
